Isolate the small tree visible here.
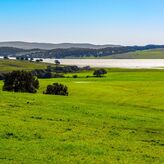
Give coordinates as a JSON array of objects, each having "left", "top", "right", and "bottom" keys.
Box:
[
  {"left": 25, "top": 57, "right": 28, "bottom": 61},
  {"left": 46, "top": 66, "right": 52, "bottom": 72},
  {"left": 3, "top": 56, "right": 9, "bottom": 59},
  {"left": 30, "top": 57, "right": 34, "bottom": 61},
  {"left": 72, "top": 75, "right": 78, "bottom": 78},
  {"left": 93, "top": 69, "right": 107, "bottom": 77},
  {"left": 3, "top": 70, "right": 39, "bottom": 93},
  {"left": 36, "top": 59, "right": 40, "bottom": 62},
  {"left": 20, "top": 57, "right": 25, "bottom": 60},
  {"left": 44, "top": 83, "right": 68, "bottom": 96},
  {"left": 16, "top": 56, "right": 21, "bottom": 60},
  {"left": 54, "top": 60, "right": 60, "bottom": 65}
]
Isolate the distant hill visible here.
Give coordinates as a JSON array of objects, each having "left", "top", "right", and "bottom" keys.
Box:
[
  {"left": 105, "top": 48, "right": 164, "bottom": 59},
  {"left": 0, "top": 43, "right": 164, "bottom": 59},
  {"left": 0, "top": 41, "right": 120, "bottom": 50}
]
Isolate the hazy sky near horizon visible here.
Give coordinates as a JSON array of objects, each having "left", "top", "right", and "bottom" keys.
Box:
[{"left": 0, "top": 0, "right": 164, "bottom": 45}]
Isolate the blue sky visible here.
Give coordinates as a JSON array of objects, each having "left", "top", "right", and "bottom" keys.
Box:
[{"left": 0, "top": 0, "right": 164, "bottom": 45}]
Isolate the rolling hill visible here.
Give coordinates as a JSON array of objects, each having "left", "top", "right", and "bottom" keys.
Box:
[
  {"left": 0, "top": 41, "right": 120, "bottom": 50},
  {"left": 0, "top": 42, "right": 164, "bottom": 58},
  {"left": 105, "top": 48, "right": 164, "bottom": 59}
]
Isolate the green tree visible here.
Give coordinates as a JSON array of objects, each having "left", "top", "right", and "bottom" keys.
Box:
[
  {"left": 93, "top": 69, "right": 107, "bottom": 77},
  {"left": 54, "top": 60, "right": 60, "bottom": 65},
  {"left": 3, "top": 70, "right": 39, "bottom": 93},
  {"left": 44, "top": 83, "right": 68, "bottom": 96}
]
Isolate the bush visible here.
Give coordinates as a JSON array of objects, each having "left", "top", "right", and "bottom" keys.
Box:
[
  {"left": 93, "top": 69, "right": 107, "bottom": 77},
  {"left": 72, "top": 75, "right": 78, "bottom": 78},
  {"left": 82, "top": 66, "right": 91, "bottom": 70},
  {"left": 53, "top": 65, "right": 80, "bottom": 73},
  {"left": 54, "top": 60, "right": 60, "bottom": 65},
  {"left": 0, "top": 73, "right": 4, "bottom": 80},
  {"left": 44, "top": 83, "right": 68, "bottom": 96},
  {"left": 3, "top": 70, "right": 39, "bottom": 93},
  {"left": 3, "top": 56, "right": 9, "bottom": 59}
]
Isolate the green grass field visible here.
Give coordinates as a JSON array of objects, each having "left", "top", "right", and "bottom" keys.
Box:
[
  {"left": 0, "top": 65, "right": 164, "bottom": 163},
  {"left": 101, "top": 48, "right": 164, "bottom": 59},
  {"left": 66, "top": 48, "right": 164, "bottom": 59},
  {"left": 0, "top": 59, "right": 53, "bottom": 73}
]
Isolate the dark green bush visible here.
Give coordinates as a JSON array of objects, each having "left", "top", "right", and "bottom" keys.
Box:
[
  {"left": 93, "top": 69, "right": 107, "bottom": 77},
  {"left": 3, "top": 70, "right": 39, "bottom": 93},
  {"left": 44, "top": 83, "right": 68, "bottom": 96},
  {"left": 72, "top": 75, "right": 78, "bottom": 78},
  {"left": 54, "top": 60, "right": 60, "bottom": 65},
  {"left": 3, "top": 56, "right": 9, "bottom": 59}
]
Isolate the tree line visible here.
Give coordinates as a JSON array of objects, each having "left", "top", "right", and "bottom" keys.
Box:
[
  {"left": 1, "top": 45, "right": 164, "bottom": 58},
  {"left": 2, "top": 69, "right": 107, "bottom": 95}
]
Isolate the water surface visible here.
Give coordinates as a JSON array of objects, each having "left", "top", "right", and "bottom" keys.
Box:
[
  {"left": 1, "top": 57, "right": 164, "bottom": 68},
  {"left": 43, "top": 59, "right": 164, "bottom": 69}
]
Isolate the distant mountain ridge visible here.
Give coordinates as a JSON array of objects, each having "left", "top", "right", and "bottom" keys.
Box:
[
  {"left": 0, "top": 41, "right": 121, "bottom": 50},
  {"left": 0, "top": 44, "right": 164, "bottom": 59},
  {"left": 0, "top": 42, "right": 164, "bottom": 59}
]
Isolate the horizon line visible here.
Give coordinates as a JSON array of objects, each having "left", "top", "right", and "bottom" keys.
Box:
[{"left": 0, "top": 40, "right": 164, "bottom": 47}]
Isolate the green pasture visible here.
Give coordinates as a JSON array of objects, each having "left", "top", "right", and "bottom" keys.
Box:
[
  {"left": 0, "top": 59, "right": 53, "bottom": 73},
  {"left": 102, "top": 48, "right": 164, "bottom": 59},
  {"left": 0, "top": 69, "right": 164, "bottom": 163}
]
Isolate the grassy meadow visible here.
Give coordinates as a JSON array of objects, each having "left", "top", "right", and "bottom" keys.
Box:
[
  {"left": 0, "top": 60, "right": 164, "bottom": 163},
  {"left": 0, "top": 59, "right": 53, "bottom": 73},
  {"left": 102, "top": 48, "right": 164, "bottom": 59}
]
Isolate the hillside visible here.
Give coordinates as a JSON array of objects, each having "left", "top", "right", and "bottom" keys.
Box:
[
  {"left": 105, "top": 48, "right": 164, "bottom": 59},
  {"left": 1, "top": 45, "right": 164, "bottom": 59},
  {"left": 0, "top": 59, "right": 52, "bottom": 73}
]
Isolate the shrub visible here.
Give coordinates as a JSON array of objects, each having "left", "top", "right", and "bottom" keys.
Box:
[
  {"left": 25, "top": 57, "right": 28, "bottom": 61},
  {"left": 44, "top": 83, "right": 68, "bottom": 96},
  {"left": 43, "top": 72, "right": 52, "bottom": 78},
  {"left": 54, "top": 60, "right": 60, "bottom": 65},
  {"left": 16, "top": 56, "right": 21, "bottom": 60},
  {"left": 93, "top": 69, "right": 107, "bottom": 77},
  {"left": 3, "top": 70, "right": 39, "bottom": 93},
  {"left": 53, "top": 65, "right": 80, "bottom": 73},
  {"left": 72, "top": 75, "right": 78, "bottom": 78},
  {"left": 3, "top": 56, "right": 9, "bottom": 59},
  {"left": 0, "top": 73, "right": 4, "bottom": 80},
  {"left": 82, "top": 66, "right": 91, "bottom": 70},
  {"left": 30, "top": 57, "right": 34, "bottom": 61},
  {"left": 36, "top": 59, "right": 40, "bottom": 62}
]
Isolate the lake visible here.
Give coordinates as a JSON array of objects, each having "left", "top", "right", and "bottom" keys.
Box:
[
  {"left": 1, "top": 57, "right": 164, "bottom": 68},
  {"left": 43, "top": 59, "right": 164, "bottom": 69}
]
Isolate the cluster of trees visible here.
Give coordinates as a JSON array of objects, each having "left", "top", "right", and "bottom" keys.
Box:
[
  {"left": 1, "top": 68, "right": 108, "bottom": 95},
  {"left": 16, "top": 56, "right": 42, "bottom": 62},
  {"left": 3, "top": 71, "right": 39, "bottom": 93},
  {"left": 0, "top": 47, "right": 26, "bottom": 56},
  {"left": 31, "top": 69, "right": 65, "bottom": 78},
  {"left": 16, "top": 56, "right": 29, "bottom": 61},
  {"left": 2, "top": 70, "right": 68, "bottom": 96},
  {"left": 52, "top": 65, "right": 80, "bottom": 73},
  {"left": 31, "top": 65, "right": 90, "bottom": 79}
]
